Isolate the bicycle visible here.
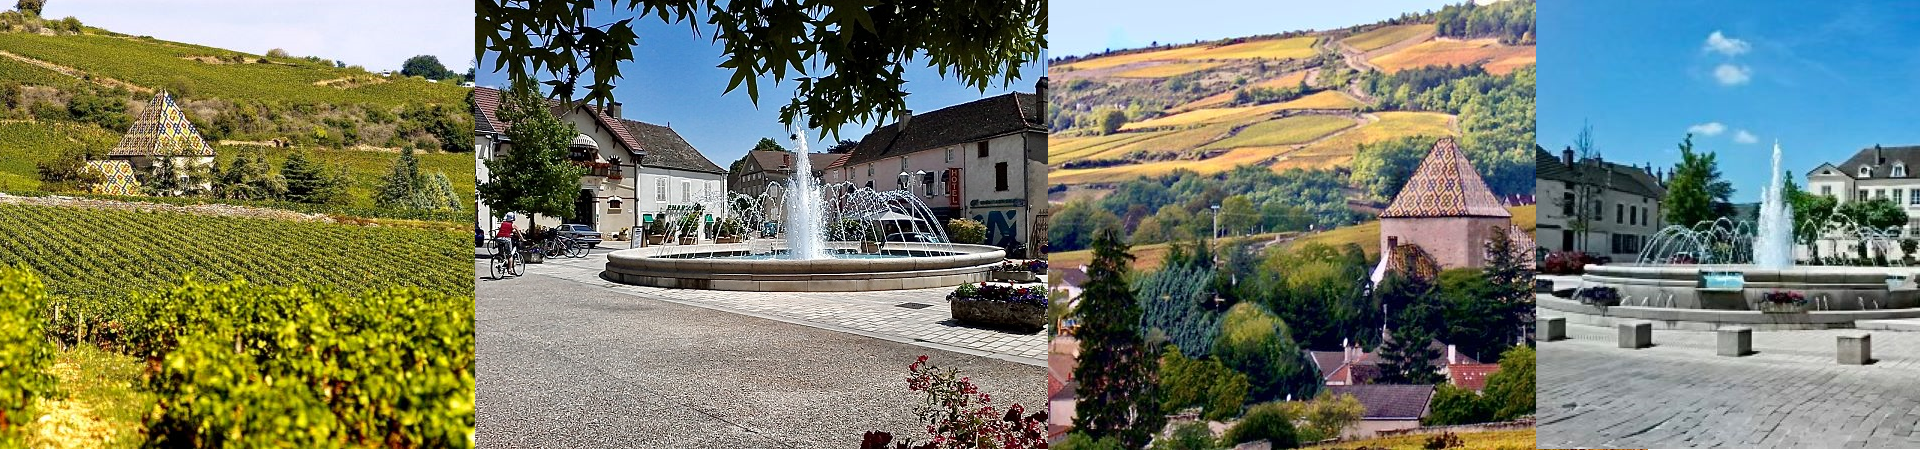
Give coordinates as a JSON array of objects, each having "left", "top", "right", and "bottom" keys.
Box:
[{"left": 489, "top": 237, "right": 523, "bottom": 278}]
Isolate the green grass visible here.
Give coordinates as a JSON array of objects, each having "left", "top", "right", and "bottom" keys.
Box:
[
  {"left": 1305, "top": 429, "right": 1534, "bottom": 450},
  {"left": 1202, "top": 115, "right": 1357, "bottom": 150},
  {"left": 0, "top": 121, "right": 121, "bottom": 191},
  {"left": 26, "top": 344, "right": 153, "bottom": 449},
  {"left": 0, "top": 202, "right": 470, "bottom": 301},
  {"left": 0, "top": 53, "right": 83, "bottom": 90},
  {"left": 0, "top": 32, "right": 465, "bottom": 107}
]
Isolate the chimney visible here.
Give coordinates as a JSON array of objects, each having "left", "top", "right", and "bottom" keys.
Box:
[
  {"left": 608, "top": 101, "right": 623, "bottom": 119},
  {"left": 1877, "top": 144, "right": 1885, "bottom": 165},
  {"left": 1036, "top": 77, "right": 1049, "bottom": 121},
  {"left": 782, "top": 153, "right": 790, "bottom": 169},
  {"left": 898, "top": 109, "right": 913, "bottom": 130},
  {"left": 1447, "top": 344, "right": 1458, "bottom": 365},
  {"left": 1561, "top": 146, "right": 1574, "bottom": 166}
]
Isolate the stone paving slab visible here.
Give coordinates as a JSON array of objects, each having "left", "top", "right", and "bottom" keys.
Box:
[
  {"left": 1540, "top": 323, "right": 1920, "bottom": 448},
  {"left": 516, "top": 255, "right": 1046, "bottom": 365},
  {"left": 1858, "top": 318, "right": 1920, "bottom": 332}
]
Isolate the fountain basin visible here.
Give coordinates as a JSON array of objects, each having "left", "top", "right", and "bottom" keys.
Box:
[
  {"left": 1582, "top": 264, "right": 1920, "bottom": 311},
  {"left": 601, "top": 242, "right": 1005, "bottom": 291}
]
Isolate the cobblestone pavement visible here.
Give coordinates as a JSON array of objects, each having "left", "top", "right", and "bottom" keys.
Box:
[
  {"left": 476, "top": 261, "right": 1044, "bottom": 448},
  {"left": 1540, "top": 323, "right": 1920, "bottom": 448},
  {"left": 497, "top": 253, "right": 1046, "bottom": 365}
]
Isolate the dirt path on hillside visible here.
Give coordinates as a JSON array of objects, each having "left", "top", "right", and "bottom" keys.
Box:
[
  {"left": 0, "top": 50, "right": 152, "bottom": 94},
  {"left": 0, "top": 194, "right": 331, "bottom": 223}
]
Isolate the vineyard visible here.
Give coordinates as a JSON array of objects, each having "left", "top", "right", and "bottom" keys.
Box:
[
  {"left": 0, "top": 267, "right": 474, "bottom": 448},
  {"left": 0, "top": 202, "right": 470, "bottom": 300},
  {"left": 0, "top": 121, "right": 121, "bottom": 191},
  {"left": 0, "top": 32, "right": 466, "bottom": 108}
]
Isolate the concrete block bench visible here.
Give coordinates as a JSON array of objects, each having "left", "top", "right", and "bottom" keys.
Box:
[
  {"left": 1544, "top": 317, "right": 1567, "bottom": 341},
  {"left": 1838, "top": 333, "right": 1872, "bottom": 365},
  {"left": 1618, "top": 321, "right": 1652, "bottom": 349},
  {"left": 1717, "top": 326, "right": 1752, "bottom": 357}
]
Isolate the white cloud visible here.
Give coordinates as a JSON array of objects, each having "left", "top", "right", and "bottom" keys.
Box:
[
  {"left": 1688, "top": 122, "right": 1727, "bottom": 136},
  {"left": 1713, "top": 64, "right": 1752, "bottom": 85},
  {"left": 1733, "top": 129, "right": 1758, "bottom": 144},
  {"left": 1703, "top": 31, "right": 1752, "bottom": 56}
]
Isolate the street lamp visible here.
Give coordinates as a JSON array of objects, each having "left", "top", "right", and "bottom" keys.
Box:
[{"left": 1211, "top": 204, "right": 1221, "bottom": 251}]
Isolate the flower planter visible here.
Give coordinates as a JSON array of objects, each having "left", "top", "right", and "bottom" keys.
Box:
[
  {"left": 989, "top": 270, "right": 1040, "bottom": 283},
  {"left": 647, "top": 235, "right": 665, "bottom": 246},
  {"left": 524, "top": 250, "right": 545, "bottom": 264},
  {"left": 679, "top": 237, "right": 698, "bottom": 245},
  {"left": 1757, "top": 302, "right": 1808, "bottom": 314},
  {"left": 716, "top": 236, "right": 742, "bottom": 244},
  {"left": 949, "top": 296, "right": 1046, "bottom": 331},
  {"left": 861, "top": 241, "right": 881, "bottom": 253}
]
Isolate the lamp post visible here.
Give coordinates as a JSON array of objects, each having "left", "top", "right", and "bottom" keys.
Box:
[{"left": 1211, "top": 204, "right": 1221, "bottom": 251}]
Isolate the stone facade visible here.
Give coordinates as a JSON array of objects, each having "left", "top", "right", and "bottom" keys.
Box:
[
  {"left": 1378, "top": 138, "right": 1513, "bottom": 270},
  {"left": 1535, "top": 146, "right": 1667, "bottom": 261}
]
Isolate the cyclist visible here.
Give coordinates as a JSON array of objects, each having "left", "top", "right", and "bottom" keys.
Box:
[{"left": 495, "top": 213, "right": 519, "bottom": 258}]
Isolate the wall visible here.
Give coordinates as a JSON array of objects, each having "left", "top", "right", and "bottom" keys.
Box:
[{"left": 1380, "top": 216, "right": 1510, "bottom": 269}]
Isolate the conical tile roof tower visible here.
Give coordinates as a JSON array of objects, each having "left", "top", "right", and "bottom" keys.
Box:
[
  {"left": 1380, "top": 138, "right": 1510, "bottom": 218},
  {"left": 109, "top": 91, "right": 215, "bottom": 157}
]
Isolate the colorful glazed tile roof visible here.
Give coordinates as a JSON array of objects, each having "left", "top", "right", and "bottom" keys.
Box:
[
  {"left": 109, "top": 92, "right": 215, "bottom": 157},
  {"left": 84, "top": 160, "right": 139, "bottom": 195},
  {"left": 1381, "top": 138, "right": 1510, "bottom": 218}
]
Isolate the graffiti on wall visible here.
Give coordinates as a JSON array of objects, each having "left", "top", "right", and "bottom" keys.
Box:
[{"left": 973, "top": 209, "right": 1022, "bottom": 252}]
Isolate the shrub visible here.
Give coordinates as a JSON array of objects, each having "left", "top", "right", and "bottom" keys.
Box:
[
  {"left": 860, "top": 355, "right": 1045, "bottom": 448},
  {"left": 947, "top": 218, "right": 987, "bottom": 245},
  {"left": 1055, "top": 432, "right": 1125, "bottom": 450},
  {"left": 1222, "top": 402, "right": 1298, "bottom": 447},
  {"left": 1155, "top": 421, "right": 1218, "bottom": 450},
  {"left": 0, "top": 267, "right": 56, "bottom": 447},
  {"left": 1158, "top": 346, "right": 1248, "bottom": 422},
  {"left": 1212, "top": 303, "right": 1319, "bottom": 403},
  {"left": 130, "top": 279, "right": 473, "bottom": 447}
]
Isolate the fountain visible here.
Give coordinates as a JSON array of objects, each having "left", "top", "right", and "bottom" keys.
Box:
[
  {"left": 600, "top": 124, "right": 1006, "bottom": 291},
  {"left": 1545, "top": 141, "right": 1920, "bottom": 329}
]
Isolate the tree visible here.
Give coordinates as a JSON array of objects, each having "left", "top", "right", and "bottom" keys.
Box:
[
  {"left": 1055, "top": 432, "right": 1126, "bottom": 450},
  {"left": 825, "top": 139, "right": 859, "bottom": 154},
  {"left": 1073, "top": 229, "right": 1163, "bottom": 449},
  {"left": 1422, "top": 384, "right": 1494, "bottom": 426},
  {"left": 1221, "top": 402, "right": 1298, "bottom": 448},
  {"left": 1290, "top": 391, "right": 1365, "bottom": 442},
  {"left": 752, "top": 137, "right": 786, "bottom": 153},
  {"left": 1483, "top": 345, "right": 1535, "bottom": 420},
  {"left": 477, "top": 78, "right": 588, "bottom": 220},
  {"left": 376, "top": 147, "right": 425, "bottom": 209},
  {"left": 1377, "top": 324, "right": 1443, "bottom": 384},
  {"left": 479, "top": 0, "right": 1043, "bottom": 135},
  {"left": 1664, "top": 134, "right": 1733, "bottom": 227},
  {"left": 1099, "top": 109, "right": 1129, "bottom": 135},
  {"left": 401, "top": 55, "right": 458, "bottom": 80},
  {"left": 213, "top": 152, "right": 285, "bottom": 201},
  {"left": 266, "top": 48, "right": 290, "bottom": 58},
  {"left": 1837, "top": 197, "right": 1906, "bottom": 233},
  {"left": 1212, "top": 303, "right": 1319, "bottom": 403},
  {"left": 1155, "top": 422, "right": 1218, "bottom": 450},
  {"left": 1157, "top": 345, "right": 1248, "bottom": 422},
  {"left": 281, "top": 152, "right": 348, "bottom": 204},
  {"left": 66, "top": 91, "right": 128, "bottom": 131},
  {"left": 15, "top": 0, "right": 42, "bottom": 16},
  {"left": 34, "top": 146, "right": 101, "bottom": 193},
  {"left": 1219, "top": 195, "right": 1256, "bottom": 235}
]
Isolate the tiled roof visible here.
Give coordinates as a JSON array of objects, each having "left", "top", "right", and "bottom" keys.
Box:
[
  {"left": 1447, "top": 363, "right": 1500, "bottom": 391},
  {"left": 1536, "top": 146, "right": 1666, "bottom": 200},
  {"left": 746, "top": 150, "right": 839, "bottom": 174},
  {"left": 1819, "top": 144, "right": 1920, "bottom": 179},
  {"left": 1327, "top": 384, "right": 1435, "bottom": 420},
  {"left": 84, "top": 160, "right": 138, "bottom": 195},
  {"left": 843, "top": 92, "right": 1043, "bottom": 167},
  {"left": 110, "top": 92, "right": 214, "bottom": 157},
  {"left": 621, "top": 119, "right": 725, "bottom": 174},
  {"left": 473, "top": 87, "right": 504, "bottom": 134},
  {"left": 1508, "top": 224, "right": 1536, "bottom": 268},
  {"left": 1381, "top": 138, "right": 1509, "bottom": 218},
  {"left": 823, "top": 152, "right": 853, "bottom": 170},
  {"left": 578, "top": 105, "right": 641, "bottom": 154},
  {"left": 1309, "top": 351, "right": 1346, "bottom": 380}
]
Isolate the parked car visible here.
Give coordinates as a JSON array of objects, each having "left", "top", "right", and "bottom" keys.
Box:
[
  {"left": 884, "top": 232, "right": 946, "bottom": 244},
  {"left": 557, "top": 224, "right": 604, "bottom": 248}
]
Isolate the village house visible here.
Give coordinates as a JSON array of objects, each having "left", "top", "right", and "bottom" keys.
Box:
[
  {"left": 96, "top": 91, "right": 216, "bottom": 194},
  {"left": 824, "top": 79, "right": 1049, "bottom": 258},
  {"left": 728, "top": 150, "right": 841, "bottom": 199},
  {"left": 1377, "top": 138, "right": 1520, "bottom": 270},
  {"left": 1535, "top": 145, "right": 1666, "bottom": 261}
]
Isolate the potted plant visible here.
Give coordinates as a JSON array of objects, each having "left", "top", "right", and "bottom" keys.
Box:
[
  {"left": 989, "top": 260, "right": 1044, "bottom": 283},
  {"left": 1757, "top": 290, "right": 1808, "bottom": 313},
  {"left": 677, "top": 212, "right": 701, "bottom": 245},
  {"left": 645, "top": 220, "right": 667, "bottom": 246},
  {"left": 947, "top": 282, "right": 1047, "bottom": 332},
  {"left": 715, "top": 218, "right": 744, "bottom": 244}
]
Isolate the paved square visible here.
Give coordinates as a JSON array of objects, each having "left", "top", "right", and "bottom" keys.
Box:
[{"left": 1540, "top": 323, "right": 1920, "bottom": 448}]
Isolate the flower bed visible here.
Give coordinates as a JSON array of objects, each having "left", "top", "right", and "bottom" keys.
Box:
[
  {"left": 1576, "top": 286, "right": 1620, "bottom": 307},
  {"left": 988, "top": 260, "right": 1047, "bottom": 283},
  {"left": 1758, "top": 290, "right": 1807, "bottom": 313},
  {"left": 948, "top": 283, "right": 1047, "bottom": 331}
]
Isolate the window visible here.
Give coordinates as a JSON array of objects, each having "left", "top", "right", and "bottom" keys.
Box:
[
  {"left": 1821, "top": 185, "right": 1832, "bottom": 196},
  {"left": 1897, "top": 189, "right": 1905, "bottom": 205},
  {"left": 1859, "top": 189, "right": 1869, "bottom": 201},
  {"left": 1897, "top": 164, "right": 1909, "bottom": 178},
  {"left": 1861, "top": 166, "right": 1873, "bottom": 178},
  {"left": 1877, "top": 189, "right": 1887, "bottom": 199},
  {"left": 939, "top": 171, "right": 952, "bottom": 196},
  {"left": 1616, "top": 204, "right": 1624, "bottom": 224},
  {"left": 994, "top": 162, "right": 1009, "bottom": 191},
  {"left": 656, "top": 178, "right": 667, "bottom": 201},
  {"left": 1591, "top": 200, "right": 1603, "bottom": 221},
  {"left": 1911, "top": 189, "right": 1920, "bottom": 205},
  {"left": 1629, "top": 206, "right": 1637, "bottom": 226},
  {"left": 977, "top": 142, "right": 989, "bottom": 158},
  {"left": 922, "top": 172, "right": 935, "bottom": 196},
  {"left": 682, "top": 181, "right": 690, "bottom": 203},
  {"left": 1561, "top": 192, "right": 1574, "bottom": 216},
  {"left": 945, "top": 148, "right": 953, "bottom": 163},
  {"left": 608, "top": 199, "right": 624, "bottom": 214},
  {"left": 900, "top": 157, "right": 908, "bottom": 172}
]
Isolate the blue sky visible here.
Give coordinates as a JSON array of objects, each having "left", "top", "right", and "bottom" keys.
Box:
[
  {"left": 476, "top": 8, "right": 1045, "bottom": 168},
  {"left": 1052, "top": 0, "right": 1460, "bottom": 57},
  {"left": 1540, "top": 1, "right": 1920, "bottom": 202},
  {"left": 42, "top": 0, "right": 470, "bottom": 73}
]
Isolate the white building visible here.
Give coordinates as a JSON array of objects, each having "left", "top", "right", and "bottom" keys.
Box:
[
  {"left": 473, "top": 87, "right": 728, "bottom": 239},
  {"left": 822, "top": 79, "right": 1049, "bottom": 258},
  {"left": 1534, "top": 146, "right": 1667, "bottom": 261},
  {"left": 1807, "top": 144, "right": 1920, "bottom": 234}
]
